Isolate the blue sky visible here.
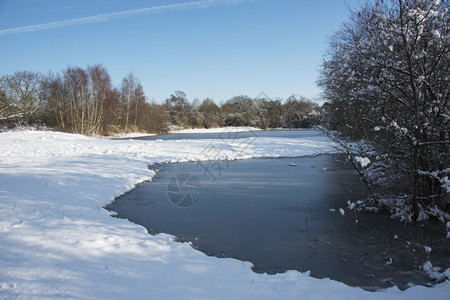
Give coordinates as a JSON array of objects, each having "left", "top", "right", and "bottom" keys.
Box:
[{"left": 0, "top": 0, "right": 361, "bottom": 104}]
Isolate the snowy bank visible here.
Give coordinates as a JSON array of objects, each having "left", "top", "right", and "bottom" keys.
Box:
[
  {"left": 172, "top": 126, "right": 261, "bottom": 134},
  {"left": 0, "top": 130, "right": 448, "bottom": 299},
  {"left": 107, "top": 132, "right": 157, "bottom": 139}
]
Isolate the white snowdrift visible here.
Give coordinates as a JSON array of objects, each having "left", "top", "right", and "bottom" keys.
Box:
[
  {"left": 0, "top": 130, "right": 448, "bottom": 299},
  {"left": 354, "top": 156, "right": 371, "bottom": 168},
  {"left": 173, "top": 126, "right": 261, "bottom": 134}
]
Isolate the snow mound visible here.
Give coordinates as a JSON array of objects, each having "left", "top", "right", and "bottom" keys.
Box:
[
  {"left": 355, "top": 156, "right": 371, "bottom": 168},
  {"left": 173, "top": 126, "right": 261, "bottom": 134}
]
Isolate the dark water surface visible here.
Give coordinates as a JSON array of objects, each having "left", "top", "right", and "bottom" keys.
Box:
[{"left": 107, "top": 155, "right": 449, "bottom": 291}]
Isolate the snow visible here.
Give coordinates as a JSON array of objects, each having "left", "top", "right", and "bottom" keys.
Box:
[
  {"left": 433, "top": 30, "right": 441, "bottom": 39},
  {"left": 108, "top": 132, "right": 156, "bottom": 138},
  {"left": 421, "top": 261, "right": 450, "bottom": 282},
  {"left": 173, "top": 126, "right": 261, "bottom": 134},
  {"left": 0, "top": 129, "right": 449, "bottom": 299},
  {"left": 347, "top": 201, "right": 356, "bottom": 210},
  {"left": 355, "top": 156, "right": 371, "bottom": 168}
]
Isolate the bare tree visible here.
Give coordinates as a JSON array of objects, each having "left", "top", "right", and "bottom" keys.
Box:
[
  {"left": 87, "top": 65, "right": 111, "bottom": 135},
  {"left": 165, "top": 90, "right": 192, "bottom": 127},
  {"left": 255, "top": 98, "right": 283, "bottom": 129},
  {"left": 41, "top": 72, "right": 67, "bottom": 130},
  {"left": 0, "top": 71, "right": 43, "bottom": 125},
  {"left": 64, "top": 67, "right": 88, "bottom": 133},
  {"left": 120, "top": 73, "right": 136, "bottom": 131},
  {"left": 222, "top": 95, "right": 258, "bottom": 126},
  {"left": 141, "top": 102, "right": 170, "bottom": 133},
  {"left": 61, "top": 65, "right": 113, "bottom": 135},
  {"left": 319, "top": 0, "right": 449, "bottom": 219},
  {"left": 198, "top": 98, "right": 222, "bottom": 128},
  {"left": 283, "top": 95, "right": 320, "bottom": 128},
  {"left": 133, "top": 83, "right": 146, "bottom": 128}
]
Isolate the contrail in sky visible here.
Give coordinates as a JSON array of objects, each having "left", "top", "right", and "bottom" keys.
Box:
[{"left": 0, "top": 0, "right": 246, "bottom": 36}]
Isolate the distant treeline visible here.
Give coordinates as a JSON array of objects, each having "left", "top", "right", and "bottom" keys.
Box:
[{"left": 0, "top": 65, "right": 321, "bottom": 135}]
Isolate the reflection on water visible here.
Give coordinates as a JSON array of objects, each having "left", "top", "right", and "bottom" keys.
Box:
[{"left": 107, "top": 155, "right": 449, "bottom": 291}]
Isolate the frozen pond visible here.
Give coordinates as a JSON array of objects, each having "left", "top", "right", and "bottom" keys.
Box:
[{"left": 107, "top": 132, "right": 449, "bottom": 291}]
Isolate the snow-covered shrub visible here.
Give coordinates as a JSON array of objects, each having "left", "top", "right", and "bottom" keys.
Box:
[{"left": 319, "top": 0, "right": 449, "bottom": 219}]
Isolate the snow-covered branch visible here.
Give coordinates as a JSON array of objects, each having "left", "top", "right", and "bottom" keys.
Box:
[{"left": 319, "top": 0, "right": 449, "bottom": 219}]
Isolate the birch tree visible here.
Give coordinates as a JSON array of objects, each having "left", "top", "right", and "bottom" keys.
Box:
[
  {"left": 120, "top": 73, "right": 135, "bottom": 131},
  {"left": 87, "top": 65, "right": 111, "bottom": 135},
  {"left": 62, "top": 65, "right": 112, "bottom": 135}
]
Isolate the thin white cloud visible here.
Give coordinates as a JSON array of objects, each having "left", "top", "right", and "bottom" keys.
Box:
[{"left": 0, "top": 0, "right": 246, "bottom": 36}]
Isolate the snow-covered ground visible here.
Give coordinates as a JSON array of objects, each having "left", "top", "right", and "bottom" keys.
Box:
[
  {"left": 107, "top": 132, "right": 157, "bottom": 139},
  {"left": 0, "top": 129, "right": 448, "bottom": 299},
  {"left": 106, "top": 126, "right": 259, "bottom": 138},
  {"left": 172, "top": 126, "right": 262, "bottom": 134}
]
